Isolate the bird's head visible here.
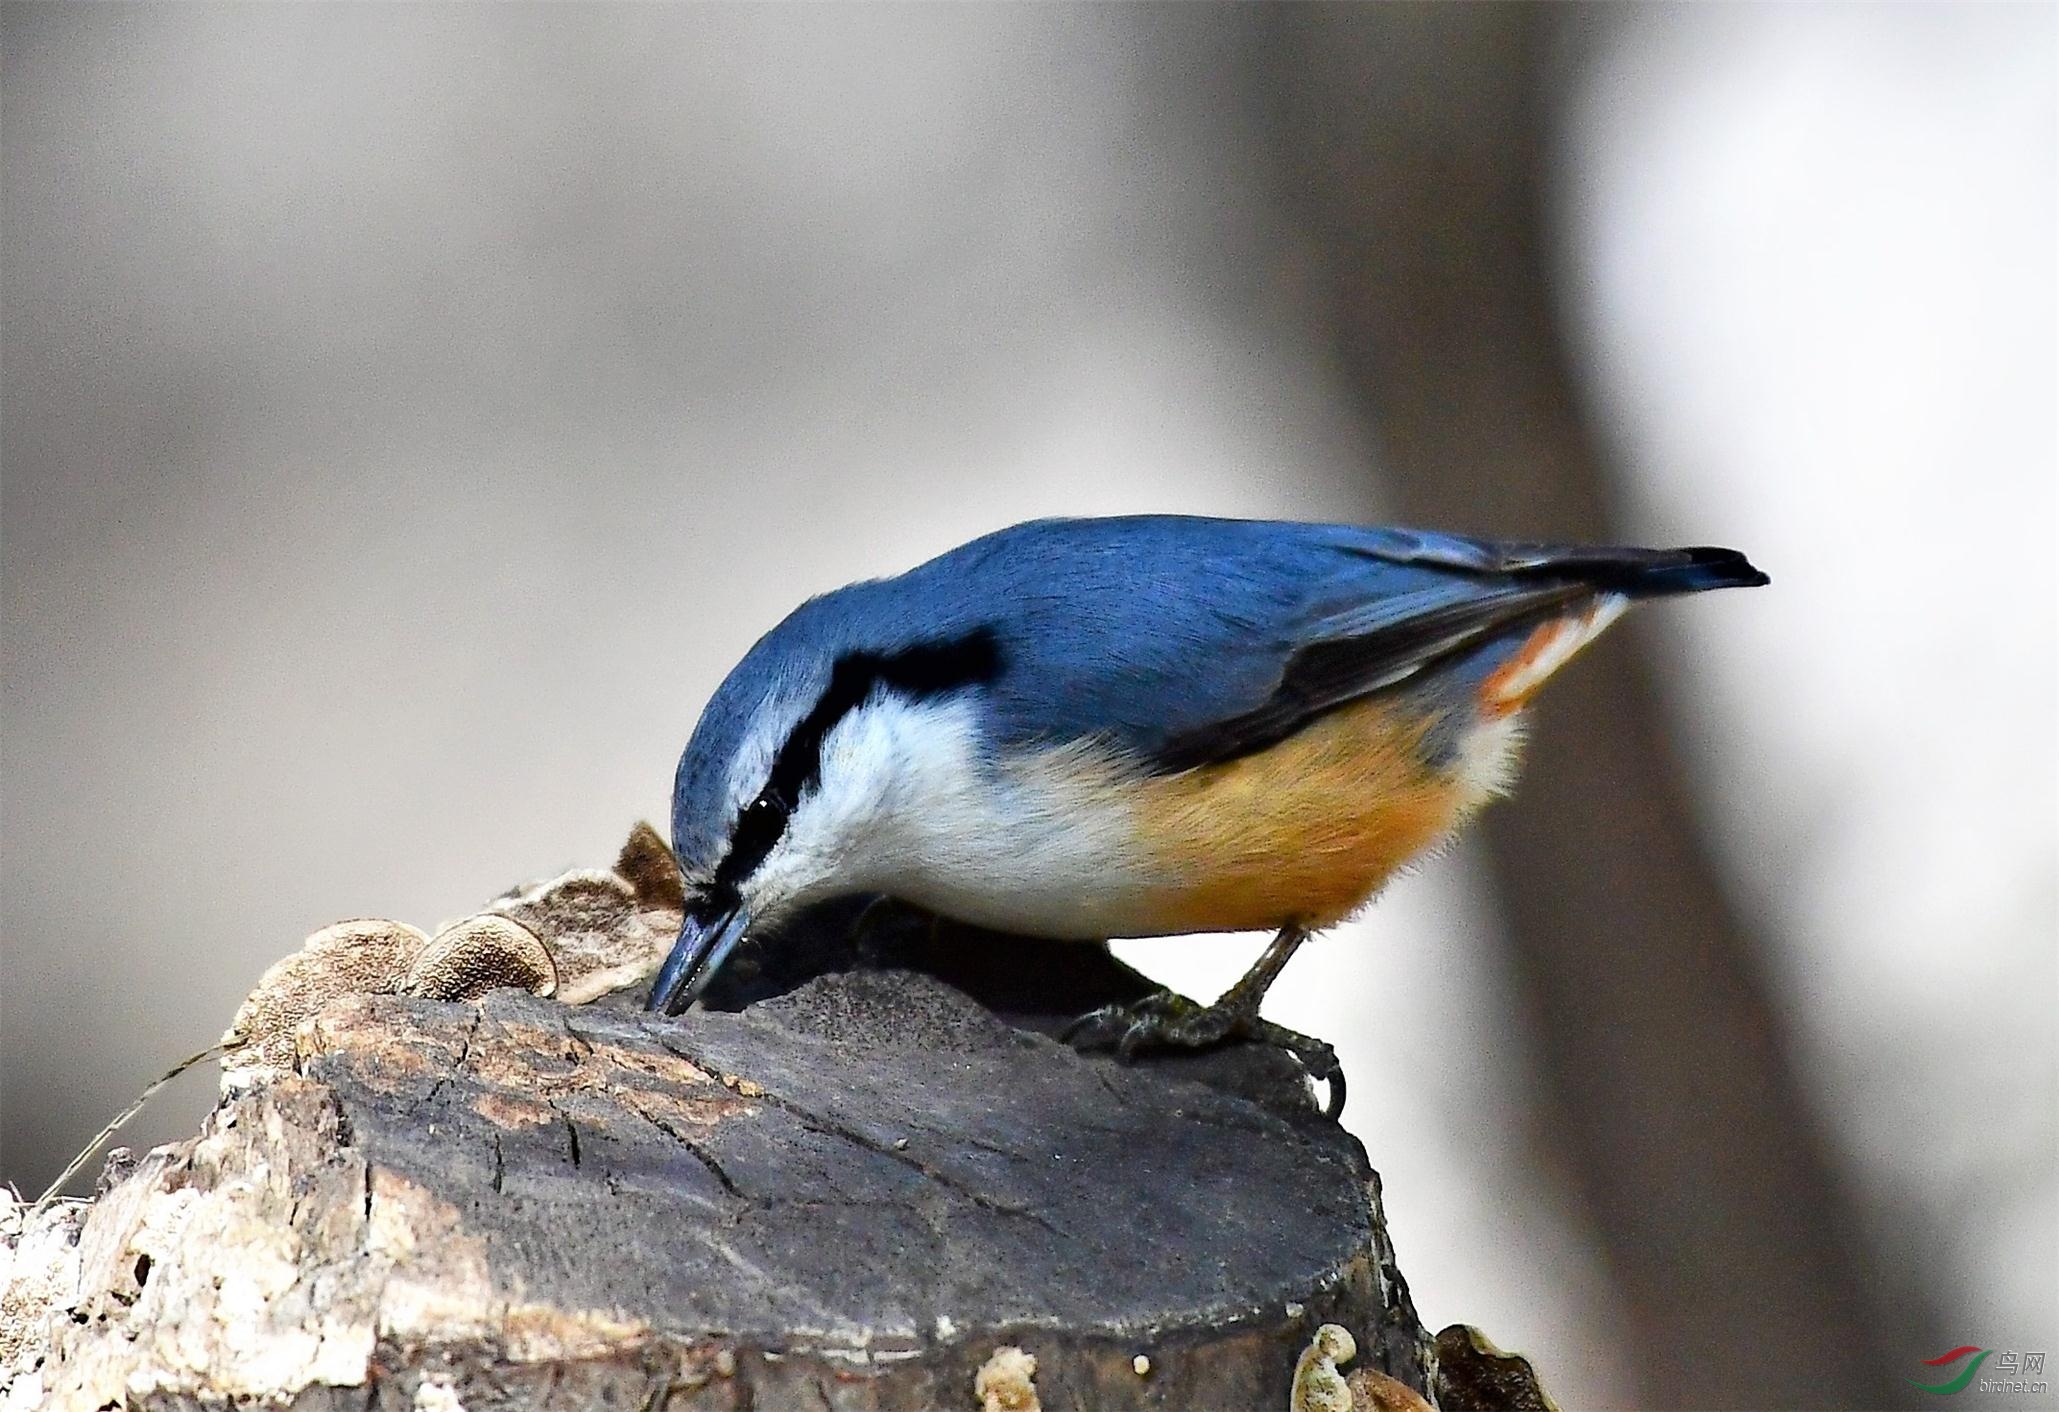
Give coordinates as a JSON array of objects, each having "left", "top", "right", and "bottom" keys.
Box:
[{"left": 648, "top": 593, "right": 999, "bottom": 1016}]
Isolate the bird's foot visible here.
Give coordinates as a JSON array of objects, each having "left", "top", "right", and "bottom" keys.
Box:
[{"left": 1062, "top": 989, "right": 1346, "bottom": 1120}]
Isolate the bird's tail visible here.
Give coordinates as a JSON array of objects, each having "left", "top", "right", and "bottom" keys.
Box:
[{"left": 1508, "top": 543, "right": 1769, "bottom": 597}]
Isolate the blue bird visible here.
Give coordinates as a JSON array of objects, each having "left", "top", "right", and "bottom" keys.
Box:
[{"left": 649, "top": 515, "right": 1766, "bottom": 1112}]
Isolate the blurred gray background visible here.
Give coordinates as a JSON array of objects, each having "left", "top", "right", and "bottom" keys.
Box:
[{"left": 4, "top": 5, "right": 2052, "bottom": 1407}]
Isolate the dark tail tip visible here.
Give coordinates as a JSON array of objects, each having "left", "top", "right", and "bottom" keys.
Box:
[
  {"left": 1509, "top": 542, "right": 1769, "bottom": 595},
  {"left": 1387, "top": 527, "right": 1770, "bottom": 598},
  {"left": 1634, "top": 546, "right": 1770, "bottom": 595}
]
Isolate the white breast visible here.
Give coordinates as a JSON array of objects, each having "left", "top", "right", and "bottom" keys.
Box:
[
  {"left": 752, "top": 694, "right": 1164, "bottom": 938},
  {"left": 751, "top": 687, "right": 1533, "bottom": 941}
]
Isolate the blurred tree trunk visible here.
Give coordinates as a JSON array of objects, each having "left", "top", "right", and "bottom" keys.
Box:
[{"left": 1253, "top": 6, "right": 1910, "bottom": 1406}]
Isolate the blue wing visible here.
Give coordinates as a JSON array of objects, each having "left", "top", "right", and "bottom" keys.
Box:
[
  {"left": 675, "top": 515, "right": 1764, "bottom": 869},
  {"left": 872, "top": 516, "right": 1760, "bottom": 768}
]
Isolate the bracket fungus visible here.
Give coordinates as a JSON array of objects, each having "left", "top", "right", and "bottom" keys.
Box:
[{"left": 402, "top": 915, "right": 558, "bottom": 1003}]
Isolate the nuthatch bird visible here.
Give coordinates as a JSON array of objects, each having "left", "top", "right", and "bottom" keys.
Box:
[{"left": 650, "top": 515, "right": 1765, "bottom": 1112}]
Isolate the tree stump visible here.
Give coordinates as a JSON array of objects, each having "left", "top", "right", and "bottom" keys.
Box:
[{"left": 7, "top": 970, "right": 1442, "bottom": 1410}]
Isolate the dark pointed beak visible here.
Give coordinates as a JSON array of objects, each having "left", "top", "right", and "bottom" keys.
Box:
[{"left": 648, "top": 899, "right": 752, "bottom": 1016}]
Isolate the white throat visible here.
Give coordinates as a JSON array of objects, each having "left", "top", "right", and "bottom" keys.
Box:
[{"left": 741, "top": 693, "right": 1145, "bottom": 937}]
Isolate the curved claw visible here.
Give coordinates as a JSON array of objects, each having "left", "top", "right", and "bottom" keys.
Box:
[
  {"left": 1233, "top": 1018, "right": 1347, "bottom": 1120},
  {"left": 1065, "top": 989, "right": 1187, "bottom": 1050},
  {"left": 1062, "top": 989, "right": 1350, "bottom": 1121},
  {"left": 1116, "top": 1017, "right": 1159, "bottom": 1062},
  {"left": 1061, "top": 1000, "right": 1135, "bottom": 1050},
  {"left": 1286, "top": 1037, "right": 1345, "bottom": 1119}
]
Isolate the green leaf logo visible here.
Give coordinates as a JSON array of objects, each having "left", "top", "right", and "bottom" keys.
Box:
[{"left": 1907, "top": 1347, "right": 1990, "bottom": 1396}]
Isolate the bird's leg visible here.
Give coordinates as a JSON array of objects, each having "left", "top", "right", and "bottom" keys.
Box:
[
  {"left": 1215, "top": 921, "right": 1309, "bottom": 1018},
  {"left": 1063, "top": 925, "right": 1346, "bottom": 1118}
]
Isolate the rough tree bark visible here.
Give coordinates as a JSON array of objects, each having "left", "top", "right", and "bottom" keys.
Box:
[{"left": 2, "top": 938, "right": 1555, "bottom": 1412}]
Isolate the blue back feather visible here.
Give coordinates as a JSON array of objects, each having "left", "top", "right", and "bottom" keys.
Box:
[{"left": 672, "top": 516, "right": 1764, "bottom": 870}]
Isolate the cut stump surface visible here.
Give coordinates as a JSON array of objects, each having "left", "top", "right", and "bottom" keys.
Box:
[{"left": 14, "top": 970, "right": 1432, "bottom": 1410}]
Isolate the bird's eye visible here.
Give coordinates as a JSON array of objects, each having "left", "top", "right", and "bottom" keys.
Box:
[
  {"left": 709, "top": 793, "right": 791, "bottom": 895},
  {"left": 729, "top": 795, "right": 788, "bottom": 864},
  {"left": 738, "top": 796, "right": 787, "bottom": 836}
]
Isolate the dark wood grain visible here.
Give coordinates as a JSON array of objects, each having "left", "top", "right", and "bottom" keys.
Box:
[{"left": 21, "top": 971, "right": 1436, "bottom": 1410}]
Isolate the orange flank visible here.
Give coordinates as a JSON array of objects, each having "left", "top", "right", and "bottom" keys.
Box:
[
  {"left": 1477, "top": 595, "right": 1628, "bottom": 717},
  {"left": 1128, "top": 695, "right": 1467, "bottom": 933}
]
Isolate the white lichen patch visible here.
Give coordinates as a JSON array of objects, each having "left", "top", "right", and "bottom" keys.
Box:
[
  {"left": 974, "top": 1345, "right": 1041, "bottom": 1411},
  {"left": 17, "top": 1073, "right": 654, "bottom": 1412},
  {"left": 412, "top": 1373, "right": 467, "bottom": 1411},
  {"left": 1292, "top": 1324, "right": 1358, "bottom": 1412},
  {"left": 22, "top": 1087, "right": 384, "bottom": 1409},
  {"left": 0, "top": 1195, "right": 88, "bottom": 1410}
]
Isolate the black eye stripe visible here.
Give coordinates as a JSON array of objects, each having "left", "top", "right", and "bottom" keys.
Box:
[
  {"left": 707, "top": 628, "right": 1001, "bottom": 896},
  {"left": 713, "top": 797, "right": 788, "bottom": 895}
]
